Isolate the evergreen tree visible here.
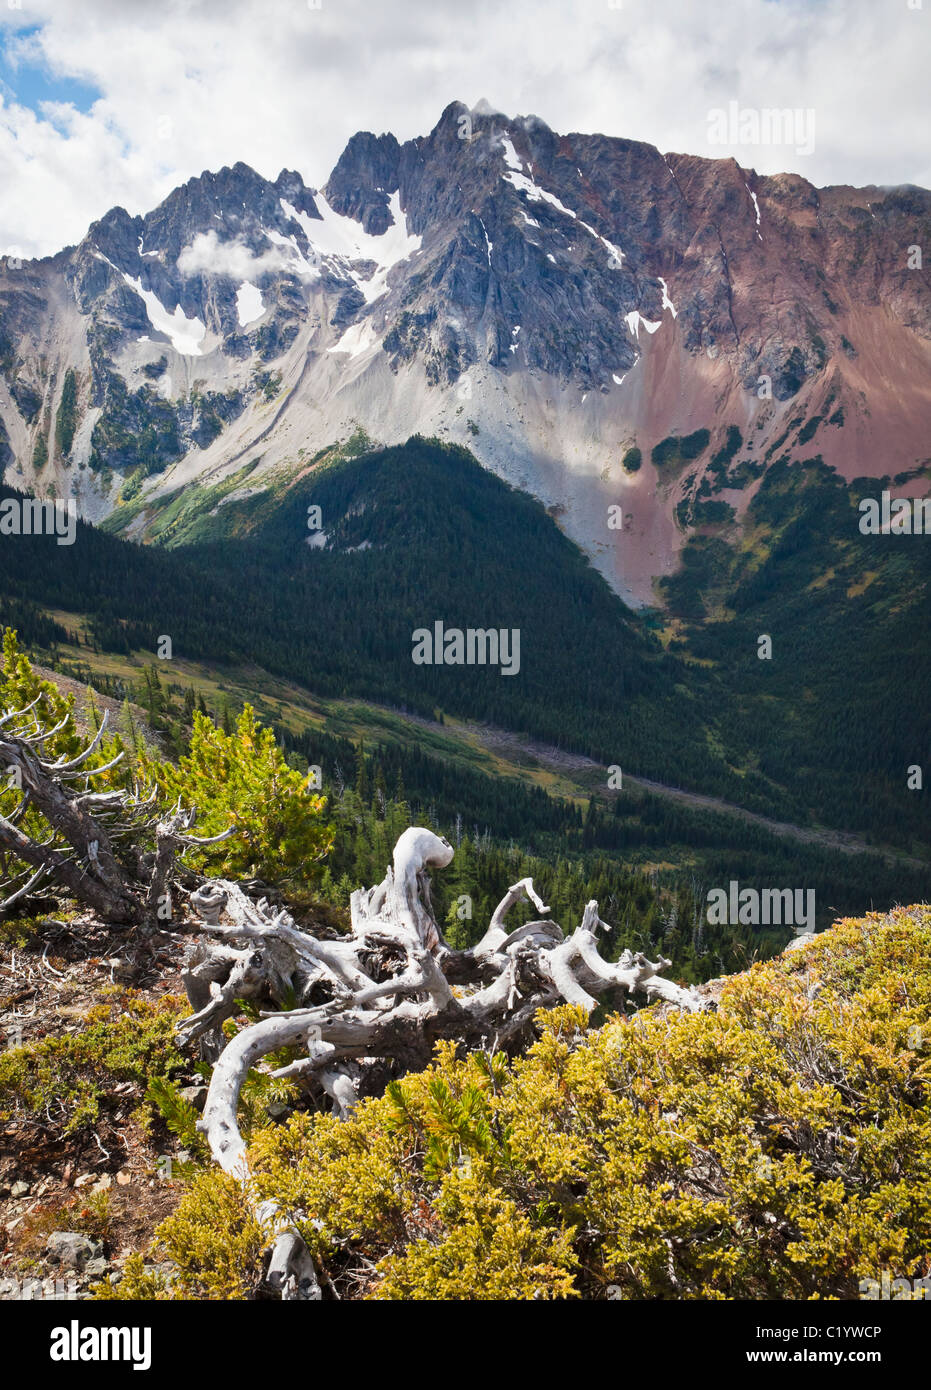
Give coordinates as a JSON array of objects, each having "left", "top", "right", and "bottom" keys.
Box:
[{"left": 141, "top": 706, "right": 332, "bottom": 886}]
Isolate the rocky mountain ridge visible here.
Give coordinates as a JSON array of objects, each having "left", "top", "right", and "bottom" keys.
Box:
[{"left": 1, "top": 100, "right": 929, "bottom": 603}]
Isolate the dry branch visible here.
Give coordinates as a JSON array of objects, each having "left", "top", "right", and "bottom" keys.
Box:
[{"left": 0, "top": 706, "right": 228, "bottom": 925}]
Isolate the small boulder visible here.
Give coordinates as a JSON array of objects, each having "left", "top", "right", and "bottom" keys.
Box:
[
  {"left": 46, "top": 1231, "right": 103, "bottom": 1271},
  {"left": 784, "top": 933, "right": 817, "bottom": 954},
  {"left": 178, "top": 1084, "right": 208, "bottom": 1110}
]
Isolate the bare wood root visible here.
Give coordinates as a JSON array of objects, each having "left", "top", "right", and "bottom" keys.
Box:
[{"left": 179, "top": 828, "right": 703, "bottom": 1299}]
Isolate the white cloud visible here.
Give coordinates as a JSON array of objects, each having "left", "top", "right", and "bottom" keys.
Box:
[
  {"left": 177, "top": 231, "right": 297, "bottom": 280},
  {"left": 0, "top": 0, "right": 927, "bottom": 260}
]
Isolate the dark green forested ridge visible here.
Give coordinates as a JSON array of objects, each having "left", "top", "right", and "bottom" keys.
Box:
[
  {"left": 0, "top": 437, "right": 927, "bottom": 858},
  {"left": 0, "top": 441, "right": 757, "bottom": 809},
  {"left": 661, "top": 455, "right": 931, "bottom": 851},
  {"left": 5, "top": 628, "right": 928, "bottom": 981}
]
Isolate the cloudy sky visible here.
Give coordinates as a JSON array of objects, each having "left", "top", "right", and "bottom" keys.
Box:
[{"left": 1, "top": 0, "right": 928, "bottom": 259}]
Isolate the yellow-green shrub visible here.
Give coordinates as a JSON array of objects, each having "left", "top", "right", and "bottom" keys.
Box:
[
  {"left": 0, "top": 996, "right": 186, "bottom": 1134},
  {"left": 101, "top": 905, "right": 931, "bottom": 1300},
  {"left": 95, "top": 1177, "right": 267, "bottom": 1301}
]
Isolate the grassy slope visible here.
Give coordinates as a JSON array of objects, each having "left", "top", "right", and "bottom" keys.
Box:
[{"left": 27, "top": 630, "right": 931, "bottom": 936}]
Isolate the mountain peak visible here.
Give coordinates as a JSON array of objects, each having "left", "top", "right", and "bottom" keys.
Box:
[
  {"left": 324, "top": 131, "right": 402, "bottom": 234},
  {"left": 470, "top": 97, "right": 505, "bottom": 118},
  {"left": 1, "top": 102, "right": 929, "bottom": 611}
]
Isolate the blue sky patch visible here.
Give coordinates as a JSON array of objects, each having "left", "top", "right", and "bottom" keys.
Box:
[{"left": 0, "top": 25, "right": 100, "bottom": 116}]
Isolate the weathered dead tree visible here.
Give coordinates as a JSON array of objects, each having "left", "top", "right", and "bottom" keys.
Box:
[
  {"left": 0, "top": 702, "right": 231, "bottom": 924},
  {"left": 180, "top": 826, "right": 702, "bottom": 1299}
]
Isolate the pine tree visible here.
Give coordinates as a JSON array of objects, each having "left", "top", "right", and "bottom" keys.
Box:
[
  {"left": 355, "top": 742, "right": 370, "bottom": 802},
  {"left": 141, "top": 706, "right": 332, "bottom": 886},
  {"left": 122, "top": 698, "right": 141, "bottom": 758}
]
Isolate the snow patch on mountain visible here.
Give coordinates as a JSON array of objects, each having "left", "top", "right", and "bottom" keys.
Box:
[
  {"left": 500, "top": 136, "right": 523, "bottom": 173},
  {"left": 236, "top": 282, "right": 264, "bottom": 326},
  {"left": 500, "top": 139, "right": 624, "bottom": 265},
  {"left": 625, "top": 310, "right": 662, "bottom": 338},
  {"left": 477, "top": 216, "right": 493, "bottom": 264},
  {"left": 328, "top": 317, "right": 379, "bottom": 358},
  {"left": 658, "top": 277, "right": 677, "bottom": 317},
  {"left": 581, "top": 219, "right": 625, "bottom": 267},
  {"left": 264, "top": 228, "right": 320, "bottom": 279},
  {"left": 281, "top": 190, "right": 420, "bottom": 303},
  {"left": 503, "top": 165, "right": 578, "bottom": 222},
  {"left": 122, "top": 273, "right": 206, "bottom": 356}
]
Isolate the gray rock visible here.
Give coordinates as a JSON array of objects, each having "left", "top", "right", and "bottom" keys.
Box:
[
  {"left": 10, "top": 1180, "right": 30, "bottom": 1199},
  {"left": 178, "top": 1084, "right": 208, "bottom": 1110},
  {"left": 46, "top": 1232, "right": 103, "bottom": 1270},
  {"left": 84, "top": 1257, "right": 110, "bottom": 1279}
]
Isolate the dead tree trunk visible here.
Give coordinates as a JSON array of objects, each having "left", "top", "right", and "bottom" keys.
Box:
[
  {"left": 179, "top": 826, "right": 702, "bottom": 1298},
  {"left": 0, "top": 703, "right": 231, "bottom": 924}
]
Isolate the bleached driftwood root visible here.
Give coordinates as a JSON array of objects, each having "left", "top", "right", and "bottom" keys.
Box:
[{"left": 180, "top": 826, "right": 702, "bottom": 1298}]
